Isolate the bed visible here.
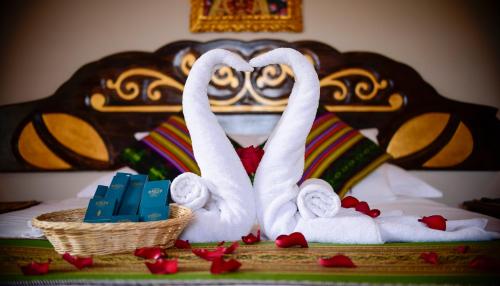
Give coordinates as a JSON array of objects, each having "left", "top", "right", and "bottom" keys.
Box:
[{"left": 0, "top": 39, "right": 499, "bottom": 285}]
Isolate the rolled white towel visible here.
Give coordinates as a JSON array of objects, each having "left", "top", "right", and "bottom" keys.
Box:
[
  {"left": 171, "top": 172, "right": 211, "bottom": 210},
  {"left": 297, "top": 179, "right": 340, "bottom": 219}
]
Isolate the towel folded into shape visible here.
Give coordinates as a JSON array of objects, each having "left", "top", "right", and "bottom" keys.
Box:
[
  {"left": 297, "top": 178, "right": 340, "bottom": 219},
  {"left": 174, "top": 49, "right": 256, "bottom": 242},
  {"left": 171, "top": 172, "right": 211, "bottom": 210}
]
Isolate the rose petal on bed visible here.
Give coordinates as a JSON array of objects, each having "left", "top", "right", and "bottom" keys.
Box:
[
  {"left": 62, "top": 253, "right": 93, "bottom": 269},
  {"left": 368, "top": 209, "right": 381, "bottom": 218},
  {"left": 19, "top": 259, "right": 51, "bottom": 275},
  {"left": 420, "top": 252, "right": 439, "bottom": 265},
  {"left": 354, "top": 201, "right": 370, "bottom": 214},
  {"left": 455, "top": 245, "right": 470, "bottom": 254},
  {"left": 418, "top": 215, "right": 447, "bottom": 231},
  {"left": 174, "top": 239, "right": 191, "bottom": 249},
  {"left": 220, "top": 241, "right": 239, "bottom": 254},
  {"left": 275, "top": 232, "right": 309, "bottom": 248},
  {"left": 242, "top": 229, "right": 261, "bottom": 244},
  {"left": 318, "top": 254, "right": 356, "bottom": 268},
  {"left": 145, "top": 258, "right": 178, "bottom": 274},
  {"left": 341, "top": 196, "right": 359, "bottom": 208},
  {"left": 134, "top": 247, "right": 164, "bottom": 260},
  {"left": 192, "top": 248, "right": 225, "bottom": 261},
  {"left": 210, "top": 257, "right": 242, "bottom": 274},
  {"left": 469, "top": 255, "right": 498, "bottom": 271}
]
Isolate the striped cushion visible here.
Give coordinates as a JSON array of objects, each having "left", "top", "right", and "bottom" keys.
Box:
[
  {"left": 121, "top": 113, "right": 390, "bottom": 197},
  {"left": 302, "top": 113, "right": 391, "bottom": 197}
]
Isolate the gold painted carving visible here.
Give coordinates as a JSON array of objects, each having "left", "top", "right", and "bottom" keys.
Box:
[
  {"left": 91, "top": 53, "right": 402, "bottom": 113},
  {"left": 320, "top": 68, "right": 404, "bottom": 112},
  {"left": 42, "top": 113, "right": 109, "bottom": 162},
  {"left": 387, "top": 113, "right": 450, "bottom": 159},
  {"left": 190, "top": 0, "right": 303, "bottom": 32},
  {"left": 18, "top": 122, "right": 71, "bottom": 169},
  {"left": 423, "top": 122, "right": 473, "bottom": 167}
]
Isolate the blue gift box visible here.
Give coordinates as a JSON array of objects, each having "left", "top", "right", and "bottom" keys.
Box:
[
  {"left": 139, "top": 180, "right": 170, "bottom": 221},
  {"left": 117, "top": 174, "right": 148, "bottom": 215},
  {"left": 83, "top": 198, "right": 116, "bottom": 222},
  {"left": 93, "top": 185, "right": 108, "bottom": 198},
  {"left": 105, "top": 173, "right": 131, "bottom": 213},
  {"left": 110, "top": 215, "right": 139, "bottom": 222}
]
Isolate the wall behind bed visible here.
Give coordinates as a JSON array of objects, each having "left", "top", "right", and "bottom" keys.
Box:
[{"left": 0, "top": 0, "right": 498, "bottom": 206}]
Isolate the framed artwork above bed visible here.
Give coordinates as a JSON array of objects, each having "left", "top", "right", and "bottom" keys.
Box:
[
  {"left": 190, "top": 0, "right": 303, "bottom": 32},
  {"left": 0, "top": 39, "right": 499, "bottom": 172}
]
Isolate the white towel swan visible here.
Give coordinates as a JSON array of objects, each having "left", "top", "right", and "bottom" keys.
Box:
[
  {"left": 171, "top": 49, "right": 256, "bottom": 242},
  {"left": 251, "top": 48, "right": 383, "bottom": 243}
]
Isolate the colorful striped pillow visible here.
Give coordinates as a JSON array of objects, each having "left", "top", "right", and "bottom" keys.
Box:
[{"left": 120, "top": 113, "right": 391, "bottom": 197}]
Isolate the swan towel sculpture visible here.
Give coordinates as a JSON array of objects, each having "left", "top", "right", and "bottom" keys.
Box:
[{"left": 171, "top": 48, "right": 499, "bottom": 243}]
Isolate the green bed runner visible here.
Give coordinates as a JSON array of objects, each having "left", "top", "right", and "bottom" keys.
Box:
[{"left": 1, "top": 239, "right": 499, "bottom": 285}]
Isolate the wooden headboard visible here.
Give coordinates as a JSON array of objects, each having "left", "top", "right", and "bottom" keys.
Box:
[{"left": 1, "top": 39, "right": 499, "bottom": 171}]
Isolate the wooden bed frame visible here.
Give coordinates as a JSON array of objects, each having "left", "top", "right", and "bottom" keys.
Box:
[{"left": 1, "top": 39, "right": 499, "bottom": 171}]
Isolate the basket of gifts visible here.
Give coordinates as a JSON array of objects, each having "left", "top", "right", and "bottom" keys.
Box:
[{"left": 32, "top": 173, "right": 193, "bottom": 256}]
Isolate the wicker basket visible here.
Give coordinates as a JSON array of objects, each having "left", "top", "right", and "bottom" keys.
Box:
[{"left": 32, "top": 204, "right": 193, "bottom": 256}]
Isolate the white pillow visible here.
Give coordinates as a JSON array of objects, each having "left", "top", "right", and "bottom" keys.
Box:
[
  {"left": 349, "top": 163, "right": 443, "bottom": 203},
  {"left": 76, "top": 167, "right": 137, "bottom": 198}
]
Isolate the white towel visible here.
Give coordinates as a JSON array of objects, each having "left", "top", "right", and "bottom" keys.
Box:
[
  {"left": 177, "top": 49, "right": 256, "bottom": 242},
  {"left": 377, "top": 216, "right": 500, "bottom": 242},
  {"left": 171, "top": 172, "right": 211, "bottom": 211},
  {"left": 297, "top": 178, "right": 340, "bottom": 219},
  {"left": 251, "top": 48, "right": 383, "bottom": 244}
]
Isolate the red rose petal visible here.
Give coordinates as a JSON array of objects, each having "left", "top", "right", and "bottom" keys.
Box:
[
  {"left": 418, "top": 215, "right": 447, "bottom": 231},
  {"left": 368, "top": 209, "right": 381, "bottom": 218},
  {"left": 275, "top": 232, "right": 308, "bottom": 248},
  {"left": 145, "top": 258, "right": 178, "bottom": 274},
  {"left": 237, "top": 146, "right": 264, "bottom": 174},
  {"left": 420, "top": 252, "right": 439, "bottom": 265},
  {"left": 220, "top": 241, "right": 239, "bottom": 254},
  {"left": 242, "top": 229, "right": 261, "bottom": 244},
  {"left": 341, "top": 196, "right": 359, "bottom": 208},
  {"left": 318, "top": 254, "right": 356, "bottom": 268},
  {"left": 174, "top": 239, "right": 191, "bottom": 249},
  {"left": 455, "top": 245, "right": 470, "bottom": 254},
  {"left": 62, "top": 253, "right": 93, "bottom": 269},
  {"left": 134, "top": 246, "right": 164, "bottom": 260},
  {"left": 354, "top": 201, "right": 370, "bottom": 214},
  {"left": 192, "top": 248, "right": 225, "bottom": 261},
  {"left": 469, "top": 255, "right": 497, "bottom": 271},
  {"left": 19, "top": 259, "right": 51, "bottom": 275},
  {"left": 210, "top": 257, "right": 242, "bottom": 274}
]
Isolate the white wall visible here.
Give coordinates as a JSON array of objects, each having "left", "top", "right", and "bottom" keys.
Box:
[{"left": 0, "top": 0, "right": 499, "bottom": 206}]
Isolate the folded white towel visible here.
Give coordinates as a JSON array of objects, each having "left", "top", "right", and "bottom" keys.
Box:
[
  {"left": 251, "top": 48, "right": 383, "bottom": 244},
  {"left": 297, "top": 178, "right": 340, "bottom": 219},
  {"left": 377, "top": 216, "right": 500, "bottom": 242},
  {"left": 171, "top": 172, "right": 211, "bottom": 211},
  {"left": 177, "top": 49, "right": 256, "bottom": 242}
]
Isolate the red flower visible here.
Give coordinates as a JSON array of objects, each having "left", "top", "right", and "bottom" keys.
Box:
[
  {"left": 145, "top": 258, "right": 178, "bottom": 274},
  {"left": 210, "top": 257, "right": 242, "bottom": 274},
  {"left": 469, "top": 255, "right": 497, "bottom": 271},
  {"left": 418, "top": 215, "right": 447, "bottom": 231},
  {"left": 455, "top": 245, "right": 470, "bottom": 254},
  {"left": 341, "top": 196, "right": 359, "bottom": 208},
  {"left": 420, "top": 252, "right": 439, "bottom": 265},
  {"left": 19, "top": 259, "right": 51, "bottom": 275},
  {"left": 275, "top": 232, "right": 308, "bottom": 248},
  {"left": 242, "top": 229, "right": 261, "bottom": 244},
  {"left": 134, "top": 247, "right": 164, "bottom": 260},
  {"left": 174, "top": 239, "right": 191, "bottom": 249},
  {"left": 62, "top": 253, "right": 93, "bottom": 269},
  {"left": 318, "top": 254, "right": 356, "bottom": 268},
  {"left": 236, "top": 146, "right": 264, "bottom": 174}
]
